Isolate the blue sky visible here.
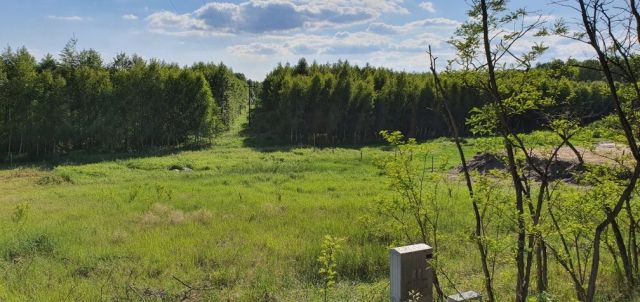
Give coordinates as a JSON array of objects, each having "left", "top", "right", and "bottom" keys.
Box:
[{"left": 2, "top": 0, "right": 594, "bottom": 80}]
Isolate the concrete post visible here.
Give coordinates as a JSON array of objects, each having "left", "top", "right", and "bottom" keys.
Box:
[{"left": 390, "top": 244, "right": 433, "bottom": 302}]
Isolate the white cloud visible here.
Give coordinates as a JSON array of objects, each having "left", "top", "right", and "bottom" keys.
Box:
[
  {"left": 142, "top": 0, "right": 465, "bottom": 76},
  {"left": 524, "top": 14, "right": 556, "bottom": 23},
  {"left": 146, "top": 10, "right": 211, "bottom": 36},
  {"left": 147, "top": 0, "right": 409, "bottom": 35},
  {"left": 227, "top": 31, "right": 394, "bottom": 58},
  {"left": 122, "top": 14, "right": 139, "bottom": 21},
  {"left": 419, "top": 2, "right": 436, "bottom": 13},
  {"left": 396, "top": 32, "right": 447, "bottom": 51},
  {"left": 226, "top": 28, "right": 453, "bottom": 59},
  {"left": 228, "top": 42, "right": 286, "bottom": 58},
  {"left": 420, "top": 18, "right": 458, "bottom": 25},
  {"left": 342, "top": 0, "right": 408, "bottom": 14},
  {"left": 367, "top": 18, "right": 460, "bottom": 35},
  {"left": 48, "top": 15, "right": 91, "bottom": 21},
  {"left": 537, "top": 35, "right": 593, "bottom": 60},
  {"left": 367, "top": 22, "right": 401, "bottom": 35}
]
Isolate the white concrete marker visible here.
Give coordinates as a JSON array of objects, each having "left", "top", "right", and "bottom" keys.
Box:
[{"left": 390, "top": 244, "right": 433, "bottom": 302}]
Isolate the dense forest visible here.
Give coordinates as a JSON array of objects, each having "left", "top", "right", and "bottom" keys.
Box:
[
  {"left": 0, "top": 41, "right": 628, "bottom": 159},
  {"left": 0, "top": 39, "right": 248, "bottom": 160},
  {"left": 249, "top": 58, "right": 616, "bottom": 145}
]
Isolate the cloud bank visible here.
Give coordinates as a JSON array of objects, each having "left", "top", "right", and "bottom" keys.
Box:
[{"left": 147, "top": 0, "right": 408, "bottom": 35}]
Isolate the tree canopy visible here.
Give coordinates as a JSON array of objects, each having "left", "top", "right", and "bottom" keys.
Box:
[
  {"left": 250, "top": 58, "right": 614, "bottom": 146},
  {"left": 0, "top": 42, "right": 248, "bottom": 160}
]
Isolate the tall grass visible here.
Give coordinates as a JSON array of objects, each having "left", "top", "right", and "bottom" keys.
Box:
[{"left": 0, "top": 122, "right": 628, "bottom": 300}]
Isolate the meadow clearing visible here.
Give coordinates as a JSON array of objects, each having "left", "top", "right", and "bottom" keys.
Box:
[{"left": 0, "top": 117, "right": 630, "bottom": 301}]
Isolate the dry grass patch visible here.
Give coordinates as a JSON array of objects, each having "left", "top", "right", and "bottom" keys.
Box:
[
  {"left": 137, "top": 203, "right": 212, "bottom": 227},
  {"left": 0, "top": 168, "right": 48, "bottom": 182}
]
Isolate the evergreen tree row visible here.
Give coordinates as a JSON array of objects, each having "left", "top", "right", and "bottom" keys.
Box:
[
  {"left": 251, "top": 59, "right": 614, "bottom": 145},
  {"left": 0, "top": 40, "right": 248, "bottom": 160}
]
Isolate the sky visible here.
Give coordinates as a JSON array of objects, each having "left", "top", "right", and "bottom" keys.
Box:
[{"left": 1, "top": 0, "right": 597, "bottom": 80}]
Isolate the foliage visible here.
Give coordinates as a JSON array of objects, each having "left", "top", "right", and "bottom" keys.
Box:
[
  {"left": 317, "top": 235, "right": 345, "bottom": 301},
  {"left": 0, "top": 42, "right": 248, "bottom": 160},
  {"left": 375, "top": 130, "right": 443, "bottom": 246},
  {"left": 251, "top": 59, "right": 612, "bottom": 145}
]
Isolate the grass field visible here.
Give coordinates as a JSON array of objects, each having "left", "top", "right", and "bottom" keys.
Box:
[{"left": 0, "top": 119, "right": 629, "bottom": 301}]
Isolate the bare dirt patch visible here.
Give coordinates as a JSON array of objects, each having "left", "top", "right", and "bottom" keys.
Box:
[
  {"left": 455, "top": 142, "right": 633, "bottom": 183},
  {"left": 454, "top": 153, "right": 506, "bottom": 174},
  {"left": 550, "top": 143, "right": 632, "bottom": 167},
  {"left": 523, "top": 157, "right": 584, "bottom": 182}
]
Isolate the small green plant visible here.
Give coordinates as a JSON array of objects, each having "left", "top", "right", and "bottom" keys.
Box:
[
  {"left": 317, "top": 235, "right": 345, "bottom": 302},
  {"left": 155, "top": 184, "right": 173, "bottom": 200},
  {"left": 530, "top": 291, "right": 556, "bottom": 302},
  {"left": 127, "top": 185, "right": 142, "bottom": 203},
  {"left": 11, "top": 203, "right": 31, "bottom": 228},
  {"left": 5, "top": 203, "right": 55, "bottom": 262}
]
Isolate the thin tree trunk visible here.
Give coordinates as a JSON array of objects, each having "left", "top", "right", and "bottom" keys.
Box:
[
  {"left": 537, "top": 239, "right": 548, "bottom": 293},
  {"left": 610, "top": 217, "right": 635, "bottom": 287},
  {"left": 625, "top": 200, "right": 639, "bottom": 275},
  {"left": 566, "top": 139, "right": 584, "bottom": 165},
  {"left": 587, "top": 166, "right": 640, "bottom": 301},
  {"left": 428, "top": 46, "right": 496, "bottom": 302},
  {"left": 479, "top": 1, "right": 528, "bottom": 300},
  {"left": 575, "top": 1, "right": 640, "bottom": 299},
  {"left": 630, "top": 0, "right": 640, "bottom": 44},
  {"left": 577, "top": 0, "right": 640, "bottom": 162}
]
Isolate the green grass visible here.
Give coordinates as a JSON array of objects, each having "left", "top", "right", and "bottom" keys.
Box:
[{"left": 0, "top": 119, "right": 630, "bottom": 301}]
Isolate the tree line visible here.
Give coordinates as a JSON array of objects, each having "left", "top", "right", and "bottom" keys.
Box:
[
  {"left": 0, "top": 39, "right": 248, "bottom": 161},
  {"left": 0, "top": 40, "right": 625, "bottom": 160},
  {"left": 251, "top": 58, "right": 615, "bottom": 145}
]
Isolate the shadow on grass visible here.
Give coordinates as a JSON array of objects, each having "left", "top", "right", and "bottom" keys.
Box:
[
  {"left": 239, "top": 125, "right": 389, "bottom": 153},
  {"left": 0, "top": 144, "right": 208, "bottom": 171}
]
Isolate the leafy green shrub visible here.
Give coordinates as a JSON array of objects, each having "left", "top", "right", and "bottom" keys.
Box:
[{"left": 317, "top": 235, "right": 345, "bottom": 302}]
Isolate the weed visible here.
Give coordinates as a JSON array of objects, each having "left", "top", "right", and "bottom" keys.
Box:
[
  {"left": 3, "top": 233, "right": 55, "bottom": 261},
  {"left": 154, "top": 184, "right": 173, "bottom": 201},
  {"left": 36, "top": 173, "right": 73, "bottom": 185},
  {"left": 127, "top": 185, "right": 143, "bottom": 203},
  {"left": 318, "top": 235, "right": 345, "bottom": 302},
  {"left": 11, "top": 203, "right": 30, "bottom": 227}
]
